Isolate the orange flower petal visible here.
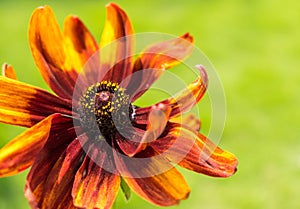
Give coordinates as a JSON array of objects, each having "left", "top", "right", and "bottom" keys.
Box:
[
  {"left": 128, "top": 33, "right": 194, "bottom": 101},
  {"left": 0, "top": 113, "right": 72, "bottom": 177},
  {"left": 72, "top": 144, "right": 120, "bottom": 209},
  {"left": 123, "top": 167, "right": 190, "bottom": 206},
  {"left": 25, "top": 126, "right": 78, "bottom": 209},
  {"left": 63, "top": 15, "right": 99, "bottom": 72},
  {"left": 2, "top": 63, "right": 17, "bottom": 80},
  {"left": 29, "top": 6, "right": 85, "bottom": 99},
  {"left": 0, "top": 76, "right": 72, "bottom": 127},
  {"left": 139, "top": 33, "right": 193, "bottom": 69},
  {"left": 100, "top": 3, "right": 135, "bottom": 83},
  {"left": 151, "top": 125, "right": 238, "bottom": 177}
]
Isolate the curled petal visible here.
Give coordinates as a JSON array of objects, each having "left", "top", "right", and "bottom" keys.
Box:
[
  {"left": 141, "top": 103, "right": 171, "bottom": 143},
  {"left": 100, "top": 3, "right": 134, "bottom": 83},
  {"left": 133, "top": 65, "right": 208, "bottom": 122},
  {"left": 128, "top": 33, "right": 194, "bottom": 101},
  {"left": 151, "top": 125, "right": 238, "bottom": 177},
  {"left": 168, "top": 65, "right": 208, "bottom": 117},
  {"left": 117, "top": 103, "right": 171, "bottom": 157},
  {"left": 0, "top": 113, "right": 70, "bottom": 177},
  {"left": 2, "top": 63, "right": 17, "bottom": 80},
  {"left": 115, "top": 129, "right": 145, "bottom": 157},
  {"left": 0, "top": 76, "right": 72, "bottom": 127}
]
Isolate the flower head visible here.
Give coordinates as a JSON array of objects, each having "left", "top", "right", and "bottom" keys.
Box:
[{"left": 0, "top": 3, "right": 238, "bottom": 209}]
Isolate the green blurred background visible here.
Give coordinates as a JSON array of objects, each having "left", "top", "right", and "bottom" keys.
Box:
[{"left": 0, "top": 0, "right": 300, "bottom": 208}]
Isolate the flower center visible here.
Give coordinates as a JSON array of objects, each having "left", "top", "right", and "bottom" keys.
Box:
[{"left": 78, "top": 81, "right": 134, "bottom": 139}]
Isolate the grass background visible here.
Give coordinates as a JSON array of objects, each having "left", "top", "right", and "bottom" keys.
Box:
[{"left": 0, "top": 0, "right": 300, "bottom": 208}]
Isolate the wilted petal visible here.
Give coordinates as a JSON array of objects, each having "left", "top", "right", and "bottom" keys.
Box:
[
  {"left": 72, "top": 143, "right": 120, "bottom": 209},
  {"left": 2, "top": 63, "right": 17, "bottom": 80},
  {"left": 151, "top": 125, "right": 238, "bottom": 177},
  {"left": 0, "top": 76, "right": 72, "bottom": 127},
  {"left": 0, "top": 113, "right": 71, "bottom": 177},
  {"left": 128, "top": 33, "right": 194, "bottom": 101},
  {"left": 100, "top": 3, "right": 134, "bottom": 84}
]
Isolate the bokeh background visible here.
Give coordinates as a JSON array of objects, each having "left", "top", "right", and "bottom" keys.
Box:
[{"left": 0, "top": 0, "right": 300, "bottom": 209}]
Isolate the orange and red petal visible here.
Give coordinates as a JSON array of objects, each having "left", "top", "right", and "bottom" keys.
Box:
[
  {"left": 2, "top": 63, "right": 17, "bottom": 80},
  {"left": 115, "top": 129, "right": 146, "bottom": 157},
  {"left": 0, "top": 76, "right": 72, "bottom": 127},
  {"left": 0, "top": 113, "right": 69, "bottom": 177},
  {"left": 64, "top": 15, "right": 98, "bottom": 70},
  {"left": 26, "top": 138, "right": 83, "bottom": 209},
  {"left": 170, "top": 114, "right": 201, "bottom": 133},
  {"left": 29, "top": 6, "right": 97, "bottom": 99},
  {"left": 151, "top": 125, "right": 238, "bottom": 177},
  {"left": 100, "top": 3, "right": 135, "bottom": 84},
  {"left": 133, "top": 65, "right": 208, "bottom": 124},
  {"left": 72, "top": 142, "right": 120, "bottom": 209},
  {"left": 116, "top": 104, "right": 171, "bottom": 157},
  {"left": 25, "top": 125, "right": 78, "bottom": 208},
  {"left": 113, "top": 144, "right": 190, "bottom": 206},
  {"left": 128, "top": 33, "right": 194, "bottom": 101},
  {"left": 123, "top": 167, "right": 190, "bottom": 206},
  {"left": 168, "top": 65, "right": 208, "bottom": 117}
]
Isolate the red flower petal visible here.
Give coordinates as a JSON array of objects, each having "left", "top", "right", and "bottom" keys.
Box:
[
  {"left": 0, "top": 113, "right": 70, "bottom": 177},
  {"left": 100, "top": 3, "right": 135, "bottom": 84},
  {"left": 127, "top": 33, "right": 194, "bottom": 101},
  {"left": 0, "top": 76, "right": 72, "bottom": 127},
  {"left": 26, "top": 140, "right": 83, "bottom": 209},
  {"left": 115, "top": 129, "right": 145, "bottom": 157},
  {"left": 72, "top": 142, "right": 120, "bottom": 209},
  {"left": 2, "top": 63, "right": 17, "bottom": 80},
  {"left": 151, "top": 125, "right": 238, "bottom": 177}
]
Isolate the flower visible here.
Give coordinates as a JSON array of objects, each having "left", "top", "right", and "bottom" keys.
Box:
[{"left": 0, "top": 3, "right": 238, "bottom": 209}]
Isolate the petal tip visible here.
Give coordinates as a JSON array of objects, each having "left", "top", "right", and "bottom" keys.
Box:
[
  {"left": 195, "top": 64, "right": 208, "bottom": 84},
  {"left": 106, "top": 2, "right": 120, "bottom": 9},
  {"left": 181, "top": 32, "right": 194, "bottom": 43}
]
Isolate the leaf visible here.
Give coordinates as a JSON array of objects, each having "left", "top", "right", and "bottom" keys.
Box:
[{"left": 120, "top": 177, "right": 131, "bottom": 201}]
